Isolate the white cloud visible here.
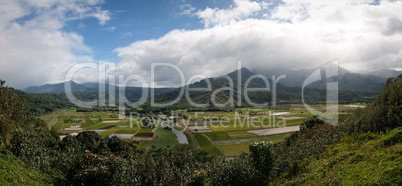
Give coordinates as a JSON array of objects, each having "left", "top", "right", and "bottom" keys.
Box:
[
  {"left": 91, "top": 7, "right": 110, "bottom": 25},
  {"left": 180, "top": 4, "right": 196, "bottom": 16},
  {"left": 0, "top": 0, "right": 110, "bottom": 89},
  {"left": 113, "top": 0, "right": 402, "bottom": 87},
  {"left": 104, "top": 26, "right": 116, "bottom": 31},
  {"left": 196, "top": 0, "right": 262, "bottom": 27},
  {"left": 2, "top": 0, "right": 402, "bottom": 89}
]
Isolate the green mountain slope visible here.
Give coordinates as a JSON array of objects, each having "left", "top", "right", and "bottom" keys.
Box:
[
  {"left": 23, "top": 81, "right": 96, "bottom": 93},
  {"left": 275, "top": 128, "right": 402, "bottom": 185},
  {"left": 268, "top": 75, "right": 402, "bottom": 185},
  {"left": 0, "top": 146, "right": 52, "bottom": 185}
]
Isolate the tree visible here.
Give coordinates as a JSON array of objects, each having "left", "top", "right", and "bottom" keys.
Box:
[
  {"left": 299, "top": 115, "right": 325, "bottom": 133},
  {"left": 0, "top": 80, "right": 27, "bottom": 146},
  {"left": 249, "top": 141, "right": 274, "bottom": 179}
]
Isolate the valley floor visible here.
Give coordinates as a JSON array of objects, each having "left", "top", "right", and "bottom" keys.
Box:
[{"left": 41, "top": 104, "right": 362, "bottom": 156}]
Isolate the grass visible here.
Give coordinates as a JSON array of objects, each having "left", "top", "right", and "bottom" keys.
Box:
[
  {"left": 53, "top": 122, "right": 63, "bottom": 130},
  {"left": 84, "top": 123, "right": 115, "bottom": 130},
  {"left": 227, "top": 131, "right": 257, "bottom": 139},
  {"left": 185, "top": 109, "right": 306, "bottom": 156},
  {"left": 204, "top": 132, "right": 231, "bottom": 141},
  {"left": 220, "top": 143, "right": 251, "bottom": 156},
  {"left": 194, "top": 134, "right": 224, "bottom": 156},
  {"left": 208, "top": 118, "right": 304, "bottom": 132},
  {"left": 215, "top": 139, "right": 240, "bottom": 145},
  {"left": 261, "top": 133, "right": 293, "bottom": 141},
  {"left": 0, "top": 146, "right": 52, "bottom": 185},
  {"left": 137, "top": 127, "right": 153, "bottom": 133},
  {"left": 215, "top": 132, "right": 294, "bottom": 156},
  {"left": 81, "top": 115, "right": 97, "bottom": 128},
  {"left": 62, "top": 123, "right": 81, "bottom": 128},
  {"left": 135, "top": 141, "right": 150, "bottom": 150},
  {"left": 187, "top": 112, "right": 242, "bottom": 120},
  {"left": 259, "top": 132, "right": 293, "bottom": 143},
  {"left": 40, "top": 114, "right": 57, "bottom": 128},
  {"left": 90, "top": 111, "right": 116, "bottom": 118},
  {"left": 277, "top": 128, "right": 402, "bottom": 185},
  {"left": 83, "top": 121, "right": 129, "bottom": 130},
  {"left": 102, "top": 118, "right": 125, "bottom": 121},
  {"left": 151, "top": 121, "right": 179, "bottom": 149},
  {"left": 114, "top": 128, "right": 139, "bottom": 134}
]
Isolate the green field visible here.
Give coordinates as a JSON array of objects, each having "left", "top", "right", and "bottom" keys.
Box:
[
  {"left": 184, "top": 109, "right": 309, "bottom": 156},
  {"left": 41, "top": 107, "right": 312, "bottom": 157},
  {"left": 194, "top": 134, "right": 224, "bottom": 156},
  {"left": 136, "top": 141, "right": 150, "bottom": 150},
  {"left": 151, "top": 121, "right": 179, "bottom": 149},
  {"left": 207, "top": 117, "right": 304, "bottom": 132},
  {"left": 114, "top": 128, "right": 139, "bottom": 134},
  {"left": 41, "top": 109, "right": 139, "bottom": 139},
  {"left": 213, "top": 132, "right": 293, "bottom": 156}
]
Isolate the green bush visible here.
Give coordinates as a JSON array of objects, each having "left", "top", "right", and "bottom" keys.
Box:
[
  {"left": 383, "top": 127, "right": 402, "bottom": 146},
  {"left": 208, "top": 154, "right": 265, "bottom": 185},
  {"left": 109, "top": 114, "right": 118, "bottom": 118},
  {"left": 249, "top": 141, "right": 274, "bottom": 178},
  {"left": 378, "top": 166, "right": 402, "bottom": 185},
  {"left": 350, "top": 153, "right": 364, "bottom": 164},
  {"left": 346, "top": 75, "right": 402, "bottom": 132},
  {"left": 0, "top": 146, "right": 52, "bottom": 185},
  {"left": 299, "top": 115, "right": 325, "bottom": 133}
]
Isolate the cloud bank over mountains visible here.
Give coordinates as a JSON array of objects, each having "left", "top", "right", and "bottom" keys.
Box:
[
  {"left": 1, "top": 0, "right": 402, "bottom": 88},
  {"left": 113, "top": 0, "right": 402, "bottom": 87}
]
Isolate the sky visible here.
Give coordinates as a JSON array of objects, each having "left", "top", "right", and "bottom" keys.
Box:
[{"left": 1, "top": 0, "right": 402, "bottom": 89}]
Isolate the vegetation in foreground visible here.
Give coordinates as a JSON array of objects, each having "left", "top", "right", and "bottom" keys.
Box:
[
  {"left": 0, "top": 146, "right": 51, "bottom": 185},
  {"left": 0, "top": 75, "right": 401, "bottom": 185},
  {"left": 280, "top": 128, "right": 402, "bottom": 185}
]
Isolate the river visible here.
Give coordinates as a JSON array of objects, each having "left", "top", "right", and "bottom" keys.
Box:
[{"left": 159, "top": 119, "right": 189, "bottom": 144}]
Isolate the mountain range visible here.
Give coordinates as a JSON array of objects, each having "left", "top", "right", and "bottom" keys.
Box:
[
  {"left": 251, "top": 67, "right": 399, "bottom": 91},
  {"left": 22, "top": 67, "right": 401, "bottom": 107},
  {"left": 149, "top": 67, "right": 384, "bottom": 107}
]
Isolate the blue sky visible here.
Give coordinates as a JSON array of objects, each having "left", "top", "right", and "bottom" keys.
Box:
[
  {"left": 1, "top": 0, "right": 402, "bottom": 89},
  {"left": 64, "top": 0, "right": 234, "bottom": 62}
]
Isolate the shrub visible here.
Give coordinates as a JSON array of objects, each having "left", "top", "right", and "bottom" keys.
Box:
[
  {"left": 299, "top": 115, "right": 325, "bottom": 133},
  {"left": 383, "top": 127, "right": 402, "bottom": 146},
  {"left": 249, "top": 141, "right": 274, "bottom": 178},
  {"left": 209, "top": 154, "right": 265, "bottom": 185}
]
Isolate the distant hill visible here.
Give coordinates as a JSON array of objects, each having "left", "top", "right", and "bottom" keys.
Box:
[
  {"left": 149, "top": 67, "right": 297, "bottom": 107},
  {"left": 252, "top": 67, "right": 388, "bottom": 92},
  {"left": 23, "top": 81, "right": 96, "bottom": 93},
  {"left": 369, "top": 69, "right": 402, "bottom": 79},
  {"left": 23, "top": 81, "right": 175, "bottom": 101},
  {"left": 21, "top": 66, "right": 389, "bottom": 108},
  {"left": 149, "top": 67, "right": 379, "bottom": 107}
]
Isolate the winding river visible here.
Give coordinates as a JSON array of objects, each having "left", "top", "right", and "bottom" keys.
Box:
[{"left": 159, "top": 119, "right": 189, "bottom": 144}]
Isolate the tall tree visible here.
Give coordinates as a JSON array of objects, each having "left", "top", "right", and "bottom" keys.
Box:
[{"left": 0, "top": 80, "right": 27, "bottom": 146}]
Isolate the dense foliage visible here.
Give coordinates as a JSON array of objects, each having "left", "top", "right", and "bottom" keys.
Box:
[
  {"left": 343, "top": 75, "right": 402, "bottom": 132},
  {"left": 274, "top": 128, "right": 402, "bottom": 185},
  {"left": 0, "top": 146, "right": 52, "bottom": 185}
]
